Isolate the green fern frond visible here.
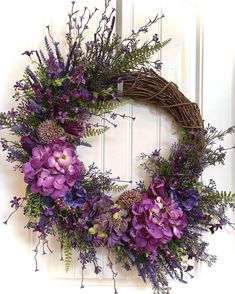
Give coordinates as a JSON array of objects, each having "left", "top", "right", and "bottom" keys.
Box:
[
  {"left": 214, "top": 191, "right": 235, "bottom": 204},
  {"left": 87, "top": 99, "right": 130, "bottom": 116},
  {"left": 83, "top": 126, "right": 109, "bottom": 138},
  {"left": 107, "top": 183, "right": 128, "bottom": 193},
  {"left": 61, "top": 236, "right": 72, "bottom": 272},
  {"left": 103, "top": 38, "right": 171, "bottom": 79},
  {"left": 23, "top": 185, "right": 45, "bottom": 223}
]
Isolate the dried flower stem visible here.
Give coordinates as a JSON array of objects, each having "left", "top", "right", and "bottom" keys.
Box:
[{"left": 107, "top": 250, "right": 118, "bottom": 294}]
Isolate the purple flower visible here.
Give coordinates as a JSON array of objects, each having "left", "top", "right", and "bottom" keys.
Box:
[
  {"left": 81, "top": 88, "right": 91, "bottom": 101},
  {"left": 87, "top": 198, "right": 130, "bottom": 247},
  {"left": 56, "top": 111, "right": 69, "bottom": 123},
  {"left": 149, "top": 176, "right": 167, "bottom": 199},
  {"left": 181, "top": 189, "right": 199, "bottom": 211},
  {"left": 58, "top": 95, "right": 70, "bottom": 109},
  {"left": 151, "top": 149, "right": 160, "bottom": 157},
  {"left": 110, "top": 113, "right": 117, "bottom": 120},
  {"left": 22, "top": 50, "right": 35, "bottom": 57},
  {"left": 64, "top": 182, "right": 87, "bottom": 208},
  {"left": 22, "top": 139, "right": 84, "bottom": 199},
  {"left": 63, "top": 121, "right": 85, "bottom": 138},
  {"left": 10, "top": 196, "right": 21, "bottom": 209},
  {"left": 7, "top": 108, "right": 17, "bottom": 119},
  {"left": 71, "top": 65, "right": 86, "bottom": 85},
  {"left": 20, "top": 136, "right": 37, "bottom": 153},
  {"left": 169, "top": 177, "right": 180, "bottom": 190},
  {"left": 43, "top": 208, "right": 54, "bottom": 216},
  {"left": 130, "top": 195, "right": 187, "bottom": 259},
  {"left": 152, "top": 34, "right": 160, "bottom": 43},
  {"left": 46, "top": 55, "right": 62, "bottom": 77},
  {"left": 209, "top": 218, "right": 227, "bottom": 234},
  {"left": 32, "top": 83, "right": 42, "bottom": 96}
]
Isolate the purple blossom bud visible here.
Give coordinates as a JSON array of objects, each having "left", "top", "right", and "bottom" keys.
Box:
[
  {"left": 63, "top": 121, "right": 85, "bottom": 138},
  {"left": 81, "top": 88, "right": 91, "bottom": 101},
  {"left": 169, "top": 177, "right": 180, "bottom": 190},
  {"left": 22, "top": 50, "right": 35, "bottom": 57},
  {"left": 20, "top": 136, "right": 37, "bottom": 153},
  {"left": 149, "top": 176, "right": 167, "bottom": 199},
  {"left": 7, "top": 108, "right": 17, "bottom": 119}
]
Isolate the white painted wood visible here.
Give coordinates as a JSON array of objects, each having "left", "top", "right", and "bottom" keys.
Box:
[{"left": 0, "top": 0, "right": 234, "bottom": 293}]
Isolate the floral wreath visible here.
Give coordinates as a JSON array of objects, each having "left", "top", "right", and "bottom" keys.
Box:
[{"left": 1, "top": 2, "right": 235, "bottom": 294}]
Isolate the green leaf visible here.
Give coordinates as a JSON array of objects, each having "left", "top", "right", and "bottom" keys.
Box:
[
  {"left": 107, "top": 183, "right": 128, "bottom": 193},
  {"left": 101, "top": 39, "right": 171, "bottom": 80},
  {"left": 87, "top": 99, "right": 130, "bottom": 116},
  {"left": 83, "top": 126, "right": 109, "bottom": 138},
  {"left": 61, "top": 235, "right": 72, "bottom": 272},
  {"left": 214, "top": 191, "right": 235, "bottom": 203},
  {"left": 23, "top": 186, "right": 44, "bottom": 223}
]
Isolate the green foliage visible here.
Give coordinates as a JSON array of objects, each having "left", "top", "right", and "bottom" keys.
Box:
[
  {"left": 87, "top": 99, "right": 130, "bottom": 116},
  {"left": 107, "top": 183, "right": 128, "bottom": 193},
  {"left": 141, "top": 153, "right": 171, "bottom": 178},
  {"left": 112, "top": 246, "right": 132, "bottom": 271},
  {"left": 83, "top": 126, "right": 109, "bottom": 138},
  {"left": 61, "top": 234, "right": 72, "bottom": 272},
  {"left": 213, "top": 190, "right": 235, "bottom": 205},
  {"left": 101, "top": 39, "right": 171, "bottom": 80},
  {"left": 92, "top": 86, "right": 114, "bottom": 98},
  {"left": 23, "top": 185, "right": 45, "bottom": 223},
  {"left": 200, "top": 181, "right": 235, "bottom": 208},
  {"left": 167, "top": 240, "right": 187, "bottom": 263}
]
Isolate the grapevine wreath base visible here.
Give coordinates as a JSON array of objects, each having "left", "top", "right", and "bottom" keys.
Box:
[{"left": 1, "top": 2, "right": 235, "bottom": 294}]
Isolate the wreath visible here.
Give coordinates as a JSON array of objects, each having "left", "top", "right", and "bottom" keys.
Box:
[{"left": 1, "top": 2, "right": 235, "bottom": 294}]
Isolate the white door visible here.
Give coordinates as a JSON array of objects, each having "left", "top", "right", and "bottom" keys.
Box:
[{"left": 0, "top": 1, "right": 234, "bottom": 293}]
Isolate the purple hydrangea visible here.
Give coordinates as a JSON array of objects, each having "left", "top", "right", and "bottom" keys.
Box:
[
  {"left": 181, "top": 188, "right": 199, "bottom": 211},
  {"left": 169, "top": 184, "right": 199, "bottom": 212},
  {"left": 80, "top": 194, "right": 131, "bottom": 247},
  {"left": 22, "top": 139, "right": 84, "bottom": 199},
  {"left": 88, "top": 205, "right": 130, "bottom": 247},
  {"left": 130, "top": 195, "right": 187, "bottom": 259},
  {"left": 64, "top": 181, "right": 87, "bottom": 208}
]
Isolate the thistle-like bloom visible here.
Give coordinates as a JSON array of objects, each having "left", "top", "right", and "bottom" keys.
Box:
[
  {"left": 22, "top": 139, "right": 84, "bottom": 198},
  {"left": 130, "top": 195, "right": 187, "bottom": 259},
  {"left": 37, "top": 120, "right": 64, "bottom": 144},
  {"left": 116, "top": 190, "right": 142, "bottom": 209}
]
